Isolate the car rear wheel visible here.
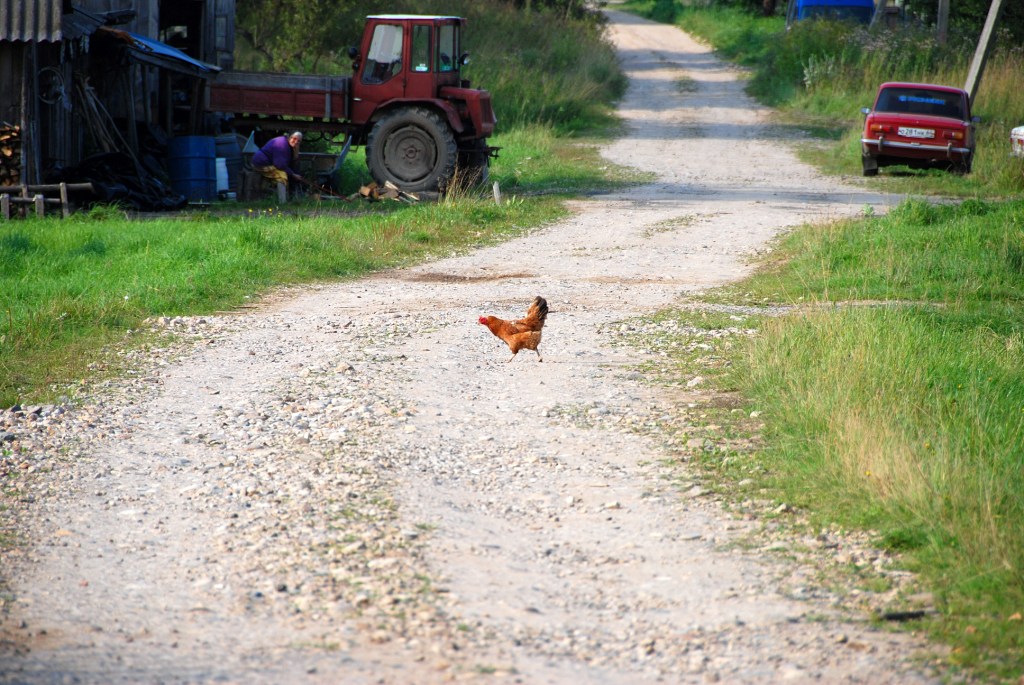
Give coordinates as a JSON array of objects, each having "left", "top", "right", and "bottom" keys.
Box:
[
  {"left": 862, "top": 156, "right": 879, "bottom": 177},
  {"left": 954, "top": 153, "right": 973, "bottom": 175}
]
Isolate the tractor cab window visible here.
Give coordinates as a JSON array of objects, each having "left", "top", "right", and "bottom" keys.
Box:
[
  {"left": 363, "top": 24, "right": 403, "bottom": 84},
  {"left": 411, "top": 25, "right": 431, "bottom": 72},
  {"left": 437, "top": 24, "right": 457, "bottom": 72}
]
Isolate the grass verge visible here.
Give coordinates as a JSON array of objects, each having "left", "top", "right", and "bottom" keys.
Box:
[{"left": 623, "top": 197, "right": 1024, "bottom": 681}]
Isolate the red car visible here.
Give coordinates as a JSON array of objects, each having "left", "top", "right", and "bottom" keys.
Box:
[{"left": 860, "top": 82, "right": 976, "bottom": 176}]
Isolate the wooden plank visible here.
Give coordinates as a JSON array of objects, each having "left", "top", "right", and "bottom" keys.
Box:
[
  {"left": 24, "top": 182, "right": 94, "bottom": 193},
  {"left": 8, "top": 196, "right": 62, "bottom": 205}
]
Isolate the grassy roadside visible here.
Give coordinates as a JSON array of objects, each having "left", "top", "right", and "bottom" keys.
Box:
[
  {"left": 624, "top": 200, "right": 1024, "bottom": 681},
  {"left": 729, "top": 198, "right": 1024, "bottom": 674},
  {"left": 618, "top": 2, "right": 1024, "bottom": 680}
]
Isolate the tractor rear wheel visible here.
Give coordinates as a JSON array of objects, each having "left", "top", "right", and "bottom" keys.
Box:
[{"left": 366, "top": 107, "right": 457, "bottom": 193}]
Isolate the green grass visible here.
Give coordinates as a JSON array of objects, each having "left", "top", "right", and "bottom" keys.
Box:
[
  {"left": 0, "top": 128, "right": 640, "bottom": 407},
  {"left": 457, "top": 1, "right": 628, "bottom": 133},
  {"left": 721, "top": 197, "right": 1024, "bottom": 304}
]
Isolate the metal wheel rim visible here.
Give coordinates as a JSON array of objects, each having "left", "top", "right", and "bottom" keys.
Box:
[{"left": 383, "top": 125, "right": 437, "bottom": 183}]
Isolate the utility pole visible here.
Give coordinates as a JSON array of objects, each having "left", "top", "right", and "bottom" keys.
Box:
[
  {"left": 964, "top": 0, "right": 1007, "bottom": 103},
  {"left": 870, "top": 0, "right": 886, "bottom": 27},
  {"left": 936, "top": 0, "right": 949, "bottom": 44}
]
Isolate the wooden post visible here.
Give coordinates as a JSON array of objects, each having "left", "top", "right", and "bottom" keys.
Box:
[
  {"left": 870, "top": 0, "right": 886, "bottom": 27},
  {"left": 189, "top": 78, "right": 203, "bottom": 135},
  {"left": 936, "top": 0, "right": 949, "bottom": 45},
  {"left": 124, "top": 68, "right": 139, "bottom": 157},
  {"left": 965, "top": 0, "right": 1006, "bottom": 103},
  {"left": 60, "top": 182, "right": 69, "bottom": 218},
  {"left": 1, "top": 194, "right": 9, "bottom": 220},
  {"left": 162, "top": 71, "right": 173, "bottom": 136},
  {"left": 28, "top": 43, "right": 41, "bottom": 186},
  {"left": 33, "top": 194, "right": 44, "bottom": 218}
]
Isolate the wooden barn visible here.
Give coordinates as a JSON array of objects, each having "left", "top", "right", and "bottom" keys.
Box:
[{"left": 0, "top": 0, "right": 235, "bottom": 210}]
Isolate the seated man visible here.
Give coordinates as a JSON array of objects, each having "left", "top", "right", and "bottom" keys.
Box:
[{"left": 252, "top": 131, "right": 304, "bottom": 200}]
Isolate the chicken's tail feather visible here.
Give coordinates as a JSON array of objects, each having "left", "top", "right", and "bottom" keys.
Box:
[{"left": 526, "top": 296, "right": 548, "bottom": 328}]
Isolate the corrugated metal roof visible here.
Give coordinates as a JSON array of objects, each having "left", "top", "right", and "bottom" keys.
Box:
[
  {"left": 64, "top": 6, "right": 106, "bottom": 40},
  {"left": 0, "top": 1, "right": 104, "bottom": 42},
  {"left": 97, "top": 27, "right": 221, "bottom": 77},
  {"left": 0, "top": 0, "right": 63, "bottom": 42}
]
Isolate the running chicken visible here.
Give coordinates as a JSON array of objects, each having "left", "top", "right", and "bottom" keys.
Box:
[{"left": 478, "top": 296, "right": 548, "bottom": 362}]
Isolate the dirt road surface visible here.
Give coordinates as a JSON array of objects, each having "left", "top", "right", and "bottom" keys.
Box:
[{"left": 1, "top": 10, "right": 944, "bottom": 685}]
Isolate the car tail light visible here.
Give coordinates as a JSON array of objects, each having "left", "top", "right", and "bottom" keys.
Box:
[
  {"left": 942, "top": 130, "right": 964, "bottom": 140},
  {"left": 869, "top": 123, "right": 892, "bottom": 134}
]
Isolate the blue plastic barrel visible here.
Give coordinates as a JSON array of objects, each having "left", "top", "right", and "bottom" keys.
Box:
[{"left": 168, "top": 136, "right": 216, "bottom": 202}]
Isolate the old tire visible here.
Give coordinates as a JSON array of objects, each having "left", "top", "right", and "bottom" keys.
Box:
[
  {"left": 954, "top": 153, "right": 973, "bottom": 175},
  {"left": 366, "top": 107, "right": 457, "bottom": 193}
]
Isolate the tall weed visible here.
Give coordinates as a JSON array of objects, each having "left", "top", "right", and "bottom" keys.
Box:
[{"left": 452, "top": 1, "right": 627, "bottom": 132}]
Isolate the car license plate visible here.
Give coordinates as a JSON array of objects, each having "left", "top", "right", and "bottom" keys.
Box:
[{"left": 898, "top": 126, "right": 934, "bottom": 139}]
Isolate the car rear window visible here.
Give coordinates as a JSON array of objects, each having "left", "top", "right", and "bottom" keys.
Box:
[{"left": 875, "top": 88, "right": 965, "bottom": 119}]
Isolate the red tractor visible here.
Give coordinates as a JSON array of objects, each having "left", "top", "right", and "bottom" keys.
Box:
[{"left": 206, "top": 15, "right": 497, "bottom": 192}]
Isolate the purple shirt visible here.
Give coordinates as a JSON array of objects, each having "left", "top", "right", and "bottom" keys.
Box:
[{"left": 252, "top": 136, "right": 299, "bottom": 178}]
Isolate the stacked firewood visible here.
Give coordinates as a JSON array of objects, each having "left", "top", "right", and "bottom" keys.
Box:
[{"left": 0, "top": 123, "right": 21, "bottom": 186}]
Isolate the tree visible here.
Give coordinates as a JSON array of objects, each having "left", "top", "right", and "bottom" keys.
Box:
[
  {"left": 235, "top": 0, "right": 364, "bottom": 72},
  {"left": 900, "top": 0, "right": 1024, "bottom": 44},
  {"left": 509, "top": 0, "right": 597, "bottom": 21}
]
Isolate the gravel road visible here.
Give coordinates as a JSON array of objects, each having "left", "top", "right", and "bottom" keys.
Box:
[{"left": 1, "top": 10, "right": 947, "bottom": 685}]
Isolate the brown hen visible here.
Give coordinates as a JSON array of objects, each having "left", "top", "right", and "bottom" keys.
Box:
[{"left": 478, "top": 296, "right": 548, "bottom": 362}]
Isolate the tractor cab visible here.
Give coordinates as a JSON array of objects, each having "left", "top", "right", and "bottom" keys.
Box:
[{"left": 349, "top": 15, "right": 467, "bottom": 122}]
